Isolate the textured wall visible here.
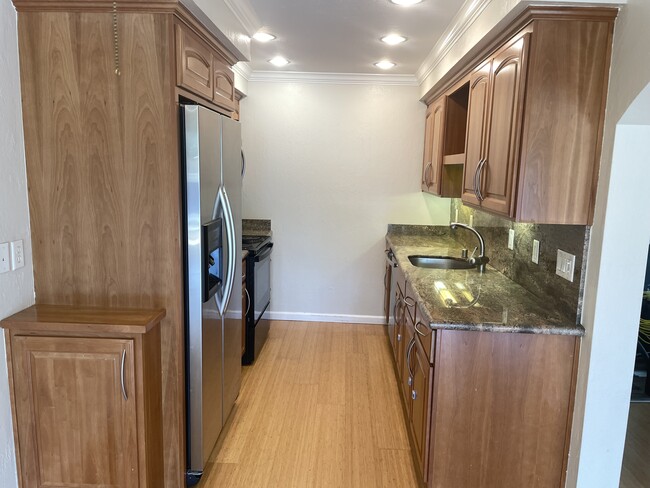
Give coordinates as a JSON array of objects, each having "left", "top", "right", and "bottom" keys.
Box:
[
  {"left": 240, "top": 82, "right": 450, "bottom": 322},
  {"left": 0, "top": 1, "right": 35, "bottom": 486}
]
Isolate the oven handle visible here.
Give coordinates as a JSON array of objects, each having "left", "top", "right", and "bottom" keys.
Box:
[{"left": 254, "top": 243, "right": 274, "bottom": 262}]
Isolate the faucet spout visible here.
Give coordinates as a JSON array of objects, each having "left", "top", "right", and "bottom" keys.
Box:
[{"left": 450, "top": 222, "right": 488, "bottom": 272}]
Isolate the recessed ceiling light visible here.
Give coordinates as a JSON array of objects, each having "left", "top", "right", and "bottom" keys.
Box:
[
  {"left": 269, "top": 56, "right": 290, "bottom": 67},
  {"left": 381, "top": 34, "right": 407, "bottom": 45},
  {"left": 390, "top": 0, "right": 423, "bottom": 5},
  {"left": 374, "top": 60, "right": 396, "bottom": 70},
  {"left": 253, "top": 31, "right": 276, "bottom": 42}
]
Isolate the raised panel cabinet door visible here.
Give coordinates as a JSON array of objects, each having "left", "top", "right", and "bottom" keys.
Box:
[
  {"left": 481, "top": 35, "right": 529, "bottom": 217},
  {"left": 411, "top": 337, "right": 432, "bottom": 481},
  {"left": 213, "top": 56, "right": 237, "bottom": 112},
  {"left": 175, "top": 24, "right": 214, "bottom": 101},
  {"left": 462, "top": 60, "right": 491, "bottom": 207},
  {"left": 400, "top": 321, "right": 416, "bottom": 416},
  {"left": 421, "top": 97, "right": 446, "bottom": 195},
  {"left": 11, "top": 336, "right": 138, "bottom": 488},
  {"left": 393, "top": 287, "right": 405, "bottom": 369}
]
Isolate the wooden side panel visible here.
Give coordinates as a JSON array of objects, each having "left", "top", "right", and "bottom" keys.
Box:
[
  {"left": 461, "top": 60, "right": 491, "bottom": 207},
  {"left": 428, "top": 331, "right": 578, "bottom": 488},
  {"left": 481, "top": 34, "right": 528, "bottom": 217},
  {"left": 11, "top": 336, "right": 138, "bottom": 487},
  {"left": 517, "top": 18, "right": 613, "bottom": 224},
  {"left": 17, "top": 12, "right": 184, "bottom": 487}
]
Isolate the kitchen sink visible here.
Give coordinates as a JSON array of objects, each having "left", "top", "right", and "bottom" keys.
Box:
[{"left": 408, "top": 255, "right": 477, "bottom": 270}]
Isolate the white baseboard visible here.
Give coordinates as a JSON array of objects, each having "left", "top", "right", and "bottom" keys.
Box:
[{"left": 265, "top": 311, "right": 386, "bottom": 325}]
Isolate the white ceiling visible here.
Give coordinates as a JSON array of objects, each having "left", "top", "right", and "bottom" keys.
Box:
[{"left": 247, "top": 0, "right": 467, "bottom": 74}]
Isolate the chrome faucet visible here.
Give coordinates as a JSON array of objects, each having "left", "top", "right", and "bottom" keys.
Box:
[{"left": 450, "top": 222, "right": 489, "bottom": 273}]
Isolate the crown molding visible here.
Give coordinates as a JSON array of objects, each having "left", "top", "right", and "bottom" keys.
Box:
[
  {"left": 223, "top": 0, "right": 262, "bottom": 36},
  {"left": 248, "top": 71, "right": 419, "bottom": 86},
  {"left": 416, "top": 0, "right": 493, "bottom": 84},
  {"left": 233, "top": 62, "right": 252, "bottom": 81}
]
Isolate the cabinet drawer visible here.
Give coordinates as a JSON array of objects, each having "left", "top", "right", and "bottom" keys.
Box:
[
  {"left": 416, "top": 302, "right": 435, "bottom": 364},
  {"left": 404, "top": 280, "right": 418, "bottom": 324},
  {"left": 175, "top": 23, "right": 214, "bottom": 101}
]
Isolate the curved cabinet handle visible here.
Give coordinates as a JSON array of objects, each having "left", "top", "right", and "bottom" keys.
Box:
[
  {"left": 403, "top": 296, "right": 416, "bottom": 308},
  {"left": 244, "top": 287, "right": 251, "bottom": 316},
  {"left": 424, "top": 162, "right": 433, "bottom": 187},
  {"left": 476, "top": 158, "right": 487, "bottom": 201},
  {"left": 120, "top": 349, "right": 128, "bottom": 401},
  {"left": 415, "top": 321, "right": 431, "bottom": 337},
  {"left": 406, "top": 337, "right": 416, "bottom": 380},
  {"left": 241, "top": 149, "right": 246, "bottom": 178},
  {"left": 473, "top": 158, "right": 483, "bottom": 201}
]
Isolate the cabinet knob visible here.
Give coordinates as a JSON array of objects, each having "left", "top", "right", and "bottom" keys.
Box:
[
  {"left": 412, "top": 390, "right": 417, "bottom": 401},
  {"left": 397, "top": 334, "right": 402, "bottom": 342},
  {"left": 408, "top": 376, "right": 412, "bottom": 387}
]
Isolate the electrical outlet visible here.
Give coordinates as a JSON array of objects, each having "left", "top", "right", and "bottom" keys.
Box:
[
  {"left": 556, "top": 249, "right": 576, "bottom": 282},
  {"left": 469, "top": 214, "right": 474, "bottom": 227},
  {"left": 10, "top": 240, "right": 24, "bottom": 270},
  {"left": 508, "top": 229, "right": 515, "bottom": 250},
  {"left": 532, "top": 239, "right": 540, "bottom": 264},
  {"left": 0, "top": 243, "right": 9, "bottom": 274}
]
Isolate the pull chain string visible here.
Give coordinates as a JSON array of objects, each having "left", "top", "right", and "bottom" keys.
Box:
[{"left": 112, "top": 2, "right": 120, "bottom": 76}]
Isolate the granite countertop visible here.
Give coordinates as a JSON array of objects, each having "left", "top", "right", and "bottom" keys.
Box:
[
  {"left": 387, "top": 232, "right": 584, "bottom": 336},
  {"left": 242, "top": 219, "right": 272, "bottom": 238}
]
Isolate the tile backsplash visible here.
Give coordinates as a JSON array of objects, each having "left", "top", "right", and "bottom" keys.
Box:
[{"left": 450, "top": 200, "right": 589, "bottom": 323}]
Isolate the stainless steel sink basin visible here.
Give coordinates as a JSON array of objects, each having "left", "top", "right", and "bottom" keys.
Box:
[{"left": 408, "top": 255, "right": 477, "bottom": 270}]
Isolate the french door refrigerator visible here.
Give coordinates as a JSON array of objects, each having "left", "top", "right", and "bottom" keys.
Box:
[{"left": 181, "top": 104, "right": 242, "bottom": 485}]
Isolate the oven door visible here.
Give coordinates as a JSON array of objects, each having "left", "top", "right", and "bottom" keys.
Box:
[{"left": 253, "top": 243, "right": 272, "bottom": 323}]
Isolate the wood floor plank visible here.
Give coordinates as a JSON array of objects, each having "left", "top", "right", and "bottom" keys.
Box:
[
  {"left": 620, "top": 403, "right": 650, "bottom": 488},
  {"left": 199, "top": 320, "right": 419, "bottom": 488}
]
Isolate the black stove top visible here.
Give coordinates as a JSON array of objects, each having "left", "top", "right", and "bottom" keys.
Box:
[{"left": 242, "top": 234, "right": 272, "bottom": 253}]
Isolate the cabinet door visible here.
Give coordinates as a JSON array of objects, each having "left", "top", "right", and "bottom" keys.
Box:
[
  {"left": 462, "top": 60, "right": 491, "bottom": 207},
  {"left": 213, "top": 56, "right": 237, "bottom": 112},
  {"left": 401, "top": 322, "right": 416, "bottom": 415},
  {"left": 411, "top": 337, "right": 432, "bottom": 480},
  {"left": 384, "top": 262, "right": 392, "bottom": 326},
  {"left": 175, "top": 24, "right": 214, "bottom": 101},
  {"left": 480, "top": 35, "right": 528, "bottom": 217},
  {"left": 421, "top": 97, "right": 446, "bottom": 195},
  {"left": 11, "top": 336, "right": 138, "bottom": 488},
  {"left": 394, "top": 288, "right": 406, "bottom": 375}
]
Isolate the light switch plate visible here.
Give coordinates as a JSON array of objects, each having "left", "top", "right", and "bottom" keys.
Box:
[
  {"left": 532, "top": 239, "right": 540, "bottom": 264},
  {"left": 0, "top": 243, "right": 9, "bottom": 274},
  {"left": 556, "top": 249, "right": 576, "bottom": 282},
  {"left": 508, "top": 229, "right": 515, "bottom": 250},
  {"left": 10, "top": 240, "right": 24, "bottom": 270}
]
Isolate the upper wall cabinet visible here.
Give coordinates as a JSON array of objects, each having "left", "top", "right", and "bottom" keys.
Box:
[
  {"left": 175, "top": 22, "right": 237, "bottom": 113},
  {"left": 425, "top": 7, "right": 616, "bottom": 224}
]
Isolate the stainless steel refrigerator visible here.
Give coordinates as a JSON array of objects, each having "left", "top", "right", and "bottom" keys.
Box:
[{"left": 182, "top": 104, "right": 242, "bottom": 484}]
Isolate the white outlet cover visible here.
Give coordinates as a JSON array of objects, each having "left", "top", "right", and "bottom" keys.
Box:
[
  {"left": 0, "top": 243, "right": 9, "bottom": 274},
  {"left": 556, "top": 249, "right": 576, "bottom": 282},
  {"left": 532, "top": 239, "right": 540, "bottom": 264},
  {"left": 508, "top": 229, "right": 515, "bottom": 250},
  {"left": 10, "top": 240, "right": 24, "bottom": 270}
]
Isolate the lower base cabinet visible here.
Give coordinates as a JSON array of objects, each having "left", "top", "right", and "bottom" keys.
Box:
[
  {"left": 390, "top": 318, "right": 579, "bottom": 487},
  {"left": 1, "top": 305, "right": 165, "bottom": 488}
]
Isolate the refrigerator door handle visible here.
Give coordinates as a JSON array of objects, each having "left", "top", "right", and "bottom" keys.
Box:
[
  {"left": 241, "top": 149, "right": 246, "bottom": 178},
  {"left": 216, "top": 185, "right": 236, "bottom": 316}
]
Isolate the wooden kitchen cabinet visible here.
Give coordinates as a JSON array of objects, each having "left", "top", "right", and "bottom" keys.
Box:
[
  {"left": 462, "top": 34, "right": 528, "bottom": 217},
  {"left": 1, "top": 305, "right": 165, "bottom": 488},
  {"left": 430, "top": 7, "right": 616, "bottom": 224},
  {"left": 421, "top": 98, "right": 445, "bottom": 195},
  {"left": 12, "top": 2, "right": 245, "bottom": 484},
  {"left": 175, "top": 22, "right": 237, "bottom": 113},
  {"left": 386, "top": 268, "right": 580, "bottom": 487}
]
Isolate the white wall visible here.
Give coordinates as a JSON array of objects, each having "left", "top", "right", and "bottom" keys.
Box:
[
  {"left": 240, "top": 82, "right": 450, "bottom": 323},
  {"left": 0, "top": 1, "right": 34, "bottom": 487},
  {"left": 567, "top": 0, "right": 650, "bottom": 485}
]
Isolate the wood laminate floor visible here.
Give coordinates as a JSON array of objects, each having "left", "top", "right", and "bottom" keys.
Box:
[
  {"left": 198, "top": 321, "right": 420, "bottom": 488},
  {"left": 620, "top": 403, "right": 650, "bottom": 488}
]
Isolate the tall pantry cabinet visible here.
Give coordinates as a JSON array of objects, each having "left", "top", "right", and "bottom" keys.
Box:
[{"left": 10, "top": 1, "right": 245, "bottom": 485}]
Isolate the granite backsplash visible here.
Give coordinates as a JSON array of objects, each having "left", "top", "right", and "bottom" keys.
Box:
[{"left": 449, "top": 199, "right": 589, "bottom": 323}]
